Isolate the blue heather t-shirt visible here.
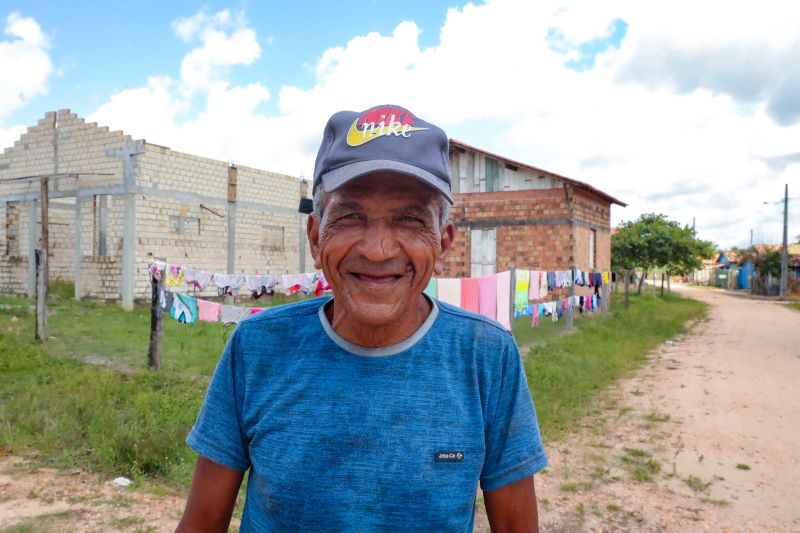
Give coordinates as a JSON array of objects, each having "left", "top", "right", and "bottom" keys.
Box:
[{"left": 187, "top": 296, "right": 547, "bottom": 532}]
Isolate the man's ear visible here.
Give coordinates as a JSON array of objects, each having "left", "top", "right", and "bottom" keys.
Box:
[
  {"left": 307, "top": 215, "right": 323, "bottom": 270},
  {"left": 433, "top": 221, "right": 455, "bottom": 276}
]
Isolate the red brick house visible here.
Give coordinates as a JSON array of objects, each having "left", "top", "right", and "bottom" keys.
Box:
[{"left": 444, "top": 139, "right": 626, "bottom": 278}]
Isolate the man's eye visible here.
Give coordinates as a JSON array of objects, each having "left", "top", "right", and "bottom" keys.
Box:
[
  {"left": 399, "top": 215, "right": 424, "bottom": 224},
  {"left": 336, "top": 213, "right": 363, "bottom": 221}
]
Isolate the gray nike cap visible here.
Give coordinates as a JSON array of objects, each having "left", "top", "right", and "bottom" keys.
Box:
[{"left": 312, "top": 104, "right": 454, "bottom": 205}]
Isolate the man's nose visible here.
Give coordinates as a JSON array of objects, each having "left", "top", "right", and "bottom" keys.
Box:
[{"left": 357, "top": 223, "right": 400, "bottom": 262}]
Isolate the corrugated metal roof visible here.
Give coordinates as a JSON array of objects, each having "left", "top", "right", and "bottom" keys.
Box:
[{"left": 449, "top": 138, "right": 627, "bottom": 207}]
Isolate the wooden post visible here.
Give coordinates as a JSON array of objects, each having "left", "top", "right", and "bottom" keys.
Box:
[
  {"left": 660, "top": 273, "right": 665, "bottom": 296},
  {"left": 35, "top": 249, "right": 47, "bottom": 342},
  {"left": 624, "top": 270, "right": 631, "bottom": 308},
  {"left": 147, "top": 275, "right": 163, "bottom": 370},
  {"left": 566, "top": 268, "right": 574, "bottom": 330},
  {"left": 35, "top": 176, "right": 50, "bottom": 342}
]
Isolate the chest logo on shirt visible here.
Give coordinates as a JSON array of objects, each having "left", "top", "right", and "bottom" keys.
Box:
[{"left": 435, "top": 451, "right": 464, "bottom": 462}]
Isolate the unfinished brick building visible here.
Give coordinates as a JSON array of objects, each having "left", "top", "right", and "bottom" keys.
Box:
[
  {"left": 0, "top": 109, "right": 314, "bottom": 309},
  {"left": 445, "top": 139, "right": 625, "bottom": 281}
]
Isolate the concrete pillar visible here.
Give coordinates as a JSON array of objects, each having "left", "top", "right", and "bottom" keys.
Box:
[
  {"left": 27, "top": 199, "right": 37, "bottom": 297},
  {"left": 74, "top": 197, "right": 82, "bottom": 300},
  {"left": 121, "top": 193, "right": 136, "bottom": 310}
]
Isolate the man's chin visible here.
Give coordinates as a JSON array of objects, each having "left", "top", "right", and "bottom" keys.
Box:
[{"left": 340, "top": 300, "right": 412, "bottom": 328}]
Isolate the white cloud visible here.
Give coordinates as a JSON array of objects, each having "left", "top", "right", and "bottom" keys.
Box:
[
  {"left": 0, "top": 11, "right": 53, "bottom": 146},
  {"left": 88, "top": 1, "right": 800, "bottom": 248}
]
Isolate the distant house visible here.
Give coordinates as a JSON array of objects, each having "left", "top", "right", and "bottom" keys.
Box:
[{"left": 444, "top": 139, "right": 626, "bottom": 279}]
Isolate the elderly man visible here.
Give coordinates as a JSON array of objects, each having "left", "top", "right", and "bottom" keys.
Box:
[{"left": 176, "top": 105, "right": 547, "bottom": 532}]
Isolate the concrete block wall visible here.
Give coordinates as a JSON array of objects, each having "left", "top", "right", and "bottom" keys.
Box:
[
  {"left": 133, "top": 146, "right": 309, "bottom": 301},
  {"left": 0, "top": 109, "right": 127, "bottom": 298},
  {"left": 81, "top": 256, "right": 122, "bottom": 301}
]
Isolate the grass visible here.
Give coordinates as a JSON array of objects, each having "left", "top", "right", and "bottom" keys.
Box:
[
  {"left": 0, "top": 288, "right": 705, "bottom": 495},
  {"left": 619, "top": 447, "right": 662, "bottom": 482},
  {"left": 784, "top": 302, "right": 800, "bottom": 312},
  {"left": 523, "top": 292, "right": 707, "bottom": 441},
  {"left": 736, "top": 463, "right": 751, "bottom": 471}
]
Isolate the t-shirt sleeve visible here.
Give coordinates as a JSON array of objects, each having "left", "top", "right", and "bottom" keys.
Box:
[
  {"left": 186, "top": 328, "right": 250, "bottom": 472},
  {"left": 480, "top": 337, "right": 548, "bottom": 491}
]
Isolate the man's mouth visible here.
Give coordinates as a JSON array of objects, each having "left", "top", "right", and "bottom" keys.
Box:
[{"left": 351, "top": 273, "right": 404, "bottom": 285}]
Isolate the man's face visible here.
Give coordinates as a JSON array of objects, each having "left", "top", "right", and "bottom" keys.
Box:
[{"left": 308, "top": 172, "right": 454, "bottom": 328}]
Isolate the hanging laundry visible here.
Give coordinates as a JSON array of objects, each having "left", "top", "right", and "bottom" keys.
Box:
[
  {"left": 197, "top": 299, "right": 221, "bottom": 323},
  {"left": 165, "top": 264, "right": 184, "bottom": 287},
  {"left": 546, "top": 271, "right": 556, "bottom": 292},
  {"left": 214, "top": 274, "right": 245, "bottom": 297},
  {"left": 220, "top": 304, "right": 250, "bottom": 325},
  {"left": 478, "top": 275, "right": 497, "bottom": 321},
  {"left": 437, "top": 278, "right": 461, "bottom": 307},
  {"left": 148, "top": 261, "right": 166, "bottom": 282},
  {"left": 315, "top": 273, "right": 332, "bottom": 297},
  {"left": 281, "top": 273, "right": 310, "bottom": 295},
  {"left": 184, "top": 268, "right": 213, "bottom": 291},
  {"left": 603, "top": 271, "right": 610, "bottom": 285},
  {"left": 423, "top": 277, "right": 438, "bottom": 299},
  {"left": 496, "top": 271, "right": 512, "bottom": 330},
  {"left": 556, "top": 300, "right": 564, "bottom": 319},
  {"left": 563, "top": 270, "right": 573, "bottom": 288},
  {"left": 245, "top": 275, "right": 280, "bottom": 298},
  {"left": 171, "top": 293, "right": 198, "bottom": 324},
  {"left": 514, "top": 270, "right": 532, "bottom": 317},
  {"left": 539, "top": 270, "right": 549, "bottom": 299},
  {"left": 460, "top": 278, "right": 480, "bottom": 314},
  {"left": 528, "top": 270, "right": 541, "bottom": 302},
  {"left": 158, "top": 288, "right": 173, "bottom": 316}
]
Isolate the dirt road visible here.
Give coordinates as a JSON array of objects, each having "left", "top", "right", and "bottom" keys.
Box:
[
  {"left": 522, "top": 286, "right": 800, "bottom": 532},
  {"left": 2, "top": 287, "right": 798, "bottom": 532}
]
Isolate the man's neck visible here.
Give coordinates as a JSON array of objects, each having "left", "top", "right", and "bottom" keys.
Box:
[{"left": 325, "top": 294, "right": 432, "bottom": 348}]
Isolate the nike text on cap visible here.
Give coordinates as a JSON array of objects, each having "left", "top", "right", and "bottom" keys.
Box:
[{"left": 312, "top": 104, "right": 454, "bottom": 205}]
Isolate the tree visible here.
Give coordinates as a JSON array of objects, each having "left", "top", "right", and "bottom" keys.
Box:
[{"left": 612, "top": 213, "right": 715, "bottom": 298}]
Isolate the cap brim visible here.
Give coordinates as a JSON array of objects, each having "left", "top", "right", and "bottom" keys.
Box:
[{"left": 320, "top": 159, "right": 454, "bottom": 205}]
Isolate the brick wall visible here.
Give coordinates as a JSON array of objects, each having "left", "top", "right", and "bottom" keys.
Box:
[{"left": 444, "top": 188, "right": 613, "bottom": 289}]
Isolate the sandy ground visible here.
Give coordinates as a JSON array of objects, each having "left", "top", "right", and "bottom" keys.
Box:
[
  {"left": 2, "top": 286, "right": 798, "bottom": 532},
  {"left": 480, "top": 286, "right": 799, "bottom": 533}
]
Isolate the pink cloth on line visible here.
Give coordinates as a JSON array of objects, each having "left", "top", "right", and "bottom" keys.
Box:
[
  {"left": 478, "top": 275, "right": 497, "bottom": 321},
  {"left": 437, "top": 278, "right": 461, "bottom": 307},
  {"left": 197, "top": 299, "right": 221, "bottom": 322},
  {"left": 460, "top": 278, "right": 480, "bottom": 314},
  {"left": 528, "top": 270, "right": 541, "bottom": 301},
  {"left": 250, "top": 307, "right": 266, "bottom": 315},
  {"left": 495, "top": 271, "right": 511, "bottom": 330}
]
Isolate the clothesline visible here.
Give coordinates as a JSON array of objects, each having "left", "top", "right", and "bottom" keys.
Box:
[
  {"left": 155, "top": 264, "right": 613, "bottom": 331},
  {"left": 147, "top": 260, "right": 331, "bottom": 298},
  {"left": 423, "top": 268, "right": 611, "bottom": 330}
]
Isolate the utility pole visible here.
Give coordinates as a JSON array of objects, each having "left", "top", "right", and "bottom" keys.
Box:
[
  {"left": 780, "top": 183, "right": 788, "bottom": 298},
  {"left": 750, "top": 228, "right": 754, "bottom": 247}
]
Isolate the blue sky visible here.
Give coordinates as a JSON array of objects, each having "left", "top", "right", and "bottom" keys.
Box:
[
  {"left": 5, "top": 0, "right": 461, "bottom": 125},
  {"left": 1, "top": 1, "right": 799, "bottom": 248}
]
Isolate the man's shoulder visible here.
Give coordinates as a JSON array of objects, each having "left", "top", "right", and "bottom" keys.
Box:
[{"left": 237, "top": 296, "right": 328, "bottom": 330}]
